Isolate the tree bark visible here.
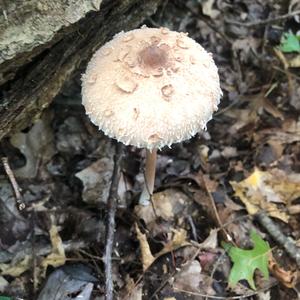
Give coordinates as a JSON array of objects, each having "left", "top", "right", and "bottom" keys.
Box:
[
  {"left": 0, "top": 0, "right": 162, "bottom": 140},
  {"left": 0, "top": 0, "right": 103, "bottom": 85}
]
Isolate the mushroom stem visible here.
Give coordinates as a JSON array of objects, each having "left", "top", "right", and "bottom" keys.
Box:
[{"left": 139, "top": 148, "right": 157, "bottom": 205}]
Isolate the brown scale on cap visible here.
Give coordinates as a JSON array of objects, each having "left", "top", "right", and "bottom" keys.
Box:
[
  {"left": 161, "top": 84, "right": 174, "bottom": 99},
  {"left": 139, "top": 44, "right": 168, "bottom": 69},
  {"left": 115, "top": 76, "right": 137, "bottom": 93}
]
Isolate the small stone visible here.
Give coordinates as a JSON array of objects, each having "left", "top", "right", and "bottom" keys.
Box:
[
  {"left": 124, "top": 56, "right": 136, "bottom": 68},
  {"left": 118, "top": 46, "right": 131, "bottom": 61},
  {"left": 151, "top": 67, "right": 164, "bottom": 77}
]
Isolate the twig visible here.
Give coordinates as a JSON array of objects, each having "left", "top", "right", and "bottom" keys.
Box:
[
  {"left": 273, "top": 66, "right": 300, "bottom": 81},
  {"left": 187, "top": 215, "right": 198, "bottom": 242},
  {"left": 177, "top": 1, "right": 232, "bottom": 44},
  {"left": 256, "top": 211, "right": 300, "bottom": 267},
  {"left": 225, "top": 10, "right": 300, "bottom": 27},
  {"left": 104, "top": 142, "right": 123, "bottom": 300},
  {"left": 1, "top": 157, "right": 26, "bottom": 210},
  {"left": 201, "top": 175, "right": 234, "bottom": 244}
]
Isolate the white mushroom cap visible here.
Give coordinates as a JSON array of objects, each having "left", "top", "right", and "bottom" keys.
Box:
[{"left": 82, "top": 27, "right": 222, "bottom": 150}]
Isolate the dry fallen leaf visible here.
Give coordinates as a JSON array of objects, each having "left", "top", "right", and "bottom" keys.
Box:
[
  {"left": 135, "top": 224, "right": 189, "bottom": 271},
  {"left": 40, "top": 217, "right": 66, "bottom": 277},
  {"left": 135, "top": 189, "right": 194, "bottom": 240},
  {"left": 173, "top": 260, "right": 215, "bottom": 296},
  {"left": 0, "top": 276, "right": 8, "bottom": 292},
  {"left": 288, "top": 55, "right": 300, "bottom": 68},
  {"left": 0, "top": 215, "right": 66, "bottom": 282},
  {"left": 0, "top": 255, "right": 31, "bottom": 277},
  {"left": 156, "top": 228, "right": 189, "bottom": 257},
  {"left": 75, "top": 158, "right": 113, "bottom": 204},
  {"left": 194, "top": 228, "right": 218, "bottom": 249},
  {"left": 230, "top": 168, "right": 300, "bottom": 222},
  {"left": 173, "top": 260, "right": 202, "bottom": 291},
  {"left": 135, "top": 189, "right": 190, "bottom": 227},
  {"left": 257, "top": 291, "right": 271, "bottom": 300},
  {"left": 135, "top": 223, "right": 155, "bottom": 271},
  {"left": 10, "top": 114, "right": 55, "bottom": 178}
]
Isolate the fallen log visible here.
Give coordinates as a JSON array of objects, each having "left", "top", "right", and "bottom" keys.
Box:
[{"left": 0, "top": 0, "right": 162, "bottom": 140}]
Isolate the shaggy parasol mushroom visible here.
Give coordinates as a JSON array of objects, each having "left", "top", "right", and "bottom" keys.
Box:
[{"left": 82, "top": 26, "right": 222, "bottom": 205}]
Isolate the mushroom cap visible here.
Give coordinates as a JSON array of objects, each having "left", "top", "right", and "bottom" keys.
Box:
[{"left": 82, "top": 27, "right": 222, "bottom": 149}]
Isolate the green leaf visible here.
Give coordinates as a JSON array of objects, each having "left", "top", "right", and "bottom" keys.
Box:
[
  {"left": 223, "top": 231, "right": 270, "bottom": 289},
  {"left": 0, "top": 296, "right": 12, "bottom": 300},
  {"left": 279, "top": 33, "right": 300, "bottom": 53}
]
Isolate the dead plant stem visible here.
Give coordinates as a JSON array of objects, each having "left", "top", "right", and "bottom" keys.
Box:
[{"left": 104, "top": 142, "right": 123, "bottom": 300}]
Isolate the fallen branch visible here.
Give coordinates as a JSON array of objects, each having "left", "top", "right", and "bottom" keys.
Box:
[
  {"left": 104, "top": 142, "right": 123, "bottom": 300},
  {"left": 256, "top": 211, "right": 300, "bottom": 267}
]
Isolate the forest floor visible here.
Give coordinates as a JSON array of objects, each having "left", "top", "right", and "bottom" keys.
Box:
[{"left": 0, "top": 0, "right": 300, "bottom": 299}]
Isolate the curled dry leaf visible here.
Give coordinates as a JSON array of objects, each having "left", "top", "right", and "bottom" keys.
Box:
[
  {"left": 135, "top": 223, "right": 155, "bottom": 271},
  {"left": 268, "top": 257, "right": 297, "bottom": 288},
  {"left": 193, "top": 228, "right": 218, "bottom": 249},
  {"left": 201, "top": 229, "right": 218, "bottom": 249}
]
